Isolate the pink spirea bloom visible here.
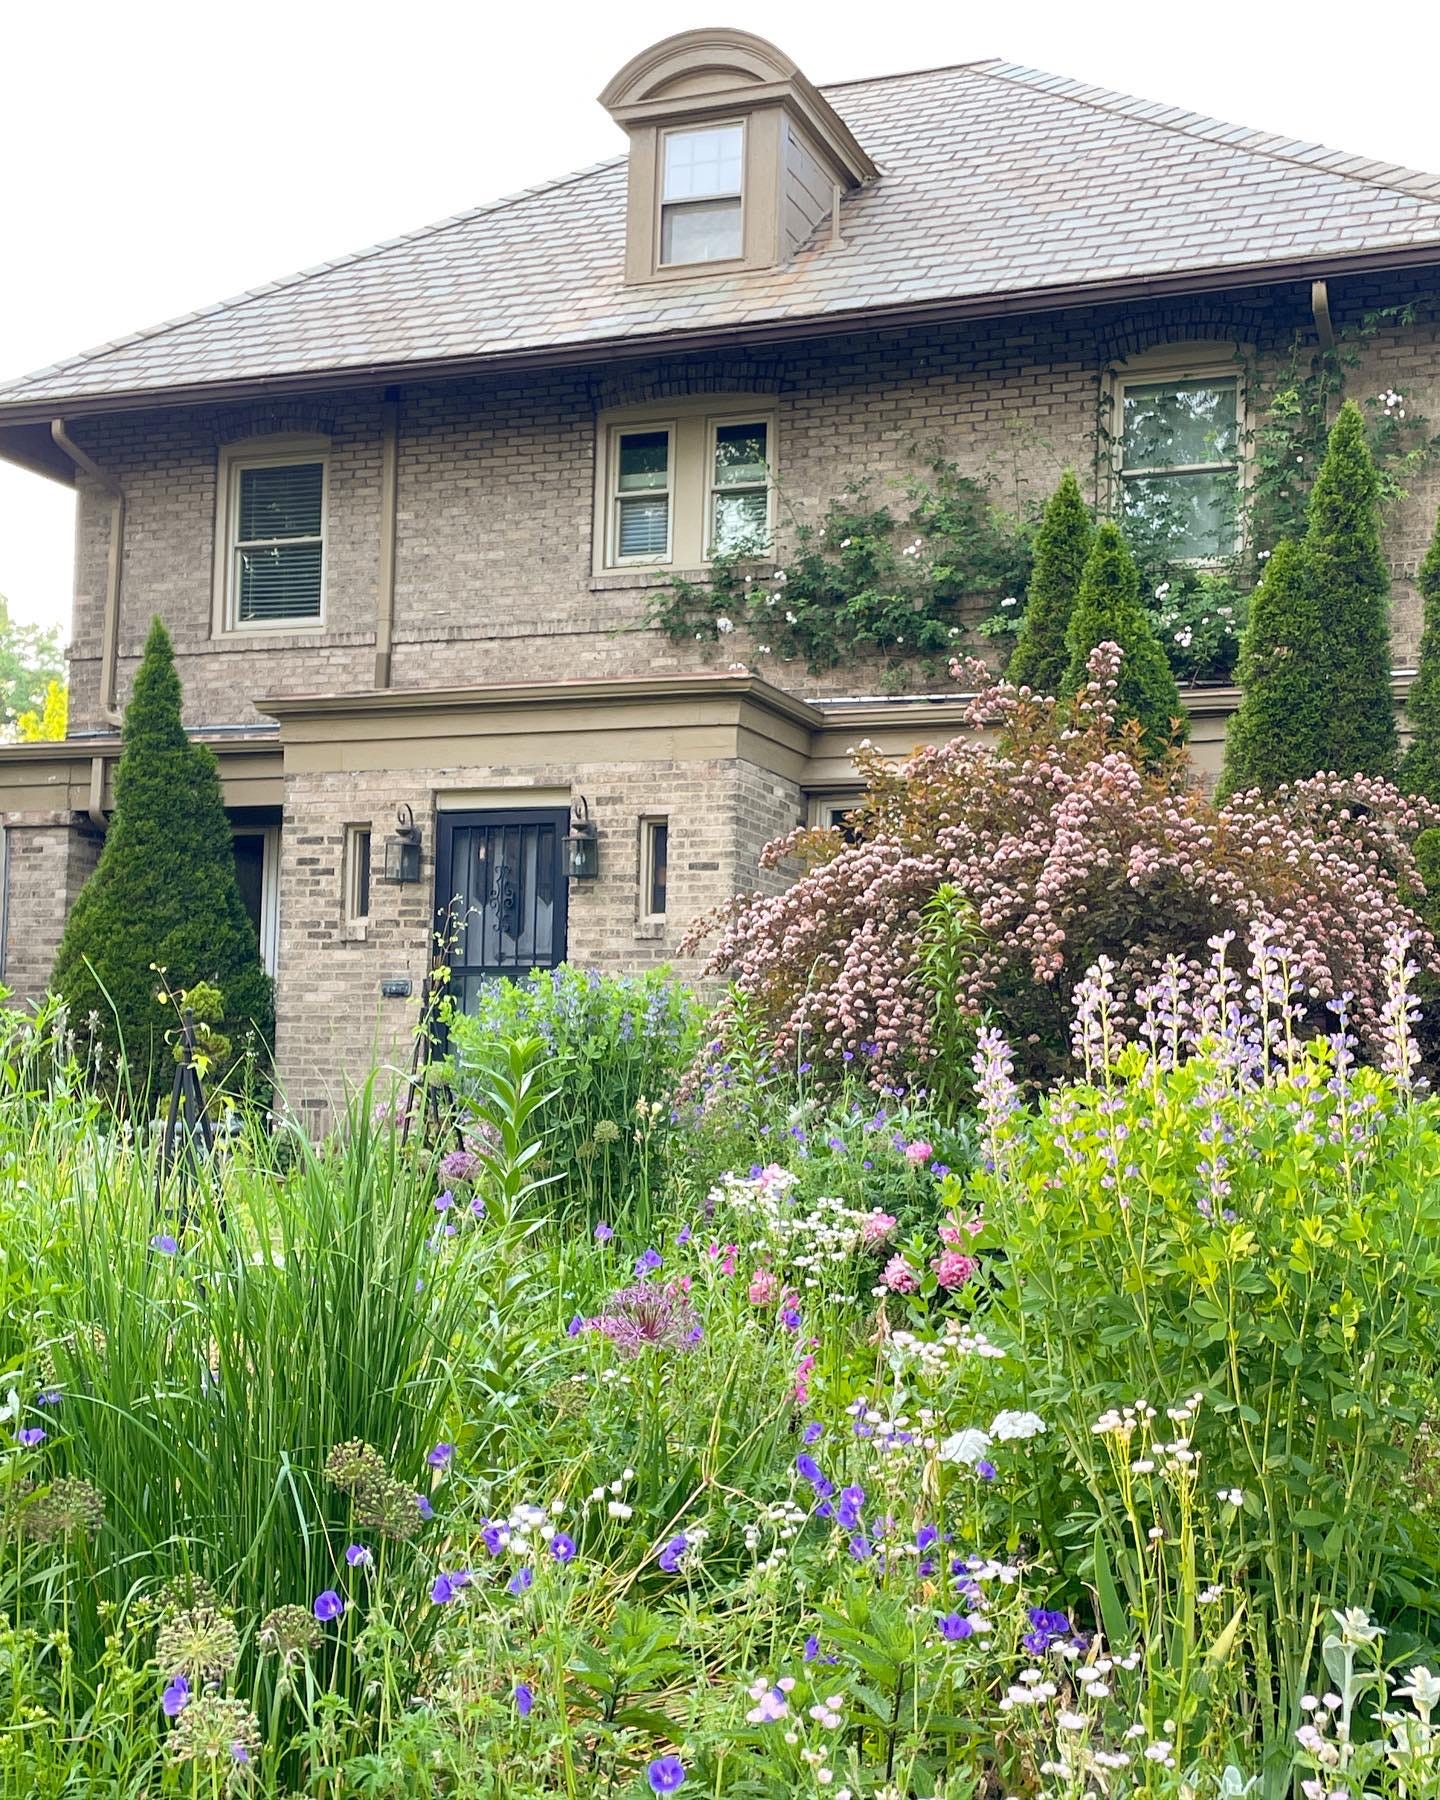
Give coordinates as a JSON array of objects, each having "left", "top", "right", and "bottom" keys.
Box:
[
  {"left": 932, "top": 1249, "right": 977, "bottom": 1291},
  {"left": 881, "top": 1255, "right": 918, "bottom": 1293},
  {"left": 748, "top": 1268, "right": 781, "bottom": 1306},
  {"left": 859, "top": 1210, "right": 898, "bottom": 1247},
  {"left": 903, "top": 1140, "right": 933, "bottom": 1166}
]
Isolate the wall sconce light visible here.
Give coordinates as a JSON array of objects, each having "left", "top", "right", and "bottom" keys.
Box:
[
  {"left": 564, "top": 795, "right": 600, "bottom": 881},
  {"left": 382, "top": 803, "right": 423, "bottom": 884}
]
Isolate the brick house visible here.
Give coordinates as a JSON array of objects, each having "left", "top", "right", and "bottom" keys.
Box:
[{"left": 1, "top": 27, "right": 1438, "bottom": 1116}]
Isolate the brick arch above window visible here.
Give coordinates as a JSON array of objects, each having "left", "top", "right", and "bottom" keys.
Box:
[
  {"left": 201, "top": 399, "right": 339, "bottom": 446},
  {"left": 1097, "top": 303, "right": 1269, "bottom": 366},
  {"left": 589, "top": 358, "right": 787, "bottom": 410}
]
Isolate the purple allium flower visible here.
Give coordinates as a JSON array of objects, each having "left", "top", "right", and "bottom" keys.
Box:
[
  {"left": 161, "top": 1674, "right": 190, "bottom": 1717},
  {"left": 657, "top": 1533, "right": 688, "bottom": 1573},
  {"left": 634, "top": 1248, "right": 663, "bottom": 1277},
  {"left": 513, "top": 1681, "right": 534, "bottom": 1716},
  {"left": 415, "top": 1494, "right": 435, "bottom": 1521},
  {"left": 440, "top": 1149, "right": 480, "bottom": 1185},
  {"left": 938, "top": 1611, "right": 974, "bottom": 1641},
  {"left": 507, "top": 1566, "right": 533, "bottom": 1596},
  {"left": 977, "top": 1459, "right": 997, "bottom": 1482},
  {"left": 313, "top": 1589, "right": 344, "bottom": 1623},
  {"left": 648, "top": 1755, "right": 687, "bottom": 1794},
  {"left": 581, "top": 1284, "right": 703, "bottom": 1358},
  {"left": 836, "top": 1484, "right": 865, "bottom": 1531},
  {"left": 150, "top": 1234, "right": 179, "bottom": 1255},
  {"left": 427, "top": 1443, "right": 453, "bottom": 1469},
  {"left": 16, "top": 1428, "right": 45, "bottom": 1448},
  {"left": 801, "top": 1421, "right": 823, "bottom": 1446},
  {"left": 549, "top": 1532, "right": 577, "bottom": 1564},
  {"left": 345, "top": 1543, "right": 372, "bottom": 1567},
  {"left": 434, "top": 1190, "right": 454, "bottom": 1213},
  {"left": 594, "top": 1221, "right": 614, "bottom": 1242}
]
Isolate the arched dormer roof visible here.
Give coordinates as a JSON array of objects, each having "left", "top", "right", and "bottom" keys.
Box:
[{"left": 599, "top": 28, "right": 801, "bottom": 108}]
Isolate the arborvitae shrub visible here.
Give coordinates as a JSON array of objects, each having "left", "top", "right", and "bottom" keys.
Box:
[
  {"left": 1305, "top": 399, "right": 1397, "bottom": 777},
  {"left": 1218, "top": 540, "right": 1329, "bottom": 798},
  {"left": 1007, "top": 470, "right": 1093, "bottom": 698},
  {"left": 1400, "top": 507, "right": 1440, "bottom": 800},
  {"left": 53, "top": 618, "right": 273, "bottom": 1104},
  {"left": 1062, "top": 521, "right": 1186, "bottom": 760}
]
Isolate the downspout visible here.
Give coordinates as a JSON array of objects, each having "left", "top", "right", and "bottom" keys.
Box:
[
  {"left": 50, "top": 419, "right": 124, "bottom": 729},
  {"left": 1311, "top": 279, "right": 1335, "bottom": 350},
  {"left": 86, "top": 753, "right": 107, "bottom": 835},
  {"left": 374, "top": 386, "right": 400, "bottom": 688}
]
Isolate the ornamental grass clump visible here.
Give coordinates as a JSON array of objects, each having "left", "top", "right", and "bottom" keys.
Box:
[{"left": 690, "top": 641, "right": 1440, "bottom": 1084}]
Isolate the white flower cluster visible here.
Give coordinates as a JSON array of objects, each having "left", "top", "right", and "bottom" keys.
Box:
[
  {"left": 885, "top": 1320, "right": 1006, "bottom": 1377},
  {"left": 745, "top": 1497, "right": 808, "bottom": 1572},
  {"left": 582, "top": 1468, "right": 636, "bottom": 1522},
  {"left": 711, "top": 1168, "right": 883, "bottom": 1273}
]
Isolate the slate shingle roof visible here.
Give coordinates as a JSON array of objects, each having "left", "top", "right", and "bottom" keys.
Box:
[{"left": 4, "top": 58, "right": 1440, "bottom": 414}]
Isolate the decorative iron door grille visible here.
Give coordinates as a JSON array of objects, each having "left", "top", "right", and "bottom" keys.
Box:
[{"left": 434, "top": 809, "right": 570, "bottom": 1012}]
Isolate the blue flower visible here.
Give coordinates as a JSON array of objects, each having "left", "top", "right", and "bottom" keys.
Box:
[
  {"left": 1023, "top": 1606, "right": 1074, "bottom": 1653},
  {"left": 794, "top": 1452, "right": 823, "bottom": 1485},
  {"left": 35, "top": 1390, "right": 61, "bottom": 1407},
  {"left": 150, "top": 1234, "right": 179, "bottom": 1255},
  {"left": 802, "top": 1421, "right": 823, "bottom": 1446},
  {"left": 634, "top": 1248, "right": 663, "bottom": 1277},
  {"left": 481, "top": 1524, "right": 509, "bottom": 1556},
  {"left": 415, "top": 1494, "right": 435, "bottom": 1521},
  {"left": 803, "top": 1633, "right": 820, "bottom": 1662},
  {"left": 16, "top": 1428, "right": 45, "bottom": 1448},
  {"left": 550, "top": 1532, "right": 577, "bottom": 1564},
  {"left": 161, "top": 1674, "right": 190, "bottom": 1717},
  {"left": 780, "top": 1304, "right": 802, "bottom": 1331},
  {"left": 513, "top": 1681, "right": 534, "bottom": 1716},
  {"left": 677, "top": 1223, "right": 692, "bottom": 1245},
  {"left": 345, "top": 1543, "right": 372, "bottom": 1567},
  {"left": 313, "top": 1589, "right": 344, "bottom": 1623},
  {"left": 977, "top": 1459, "right": 997, "bottom": 1482},
  {"left": 431, "top": 1571, "right": 462, "bottom": 1604},
  {"left": 657, "top": 1533, "right": 688, "bottom": 1573},
  {"left": 916, "top": 1523, "right": 938, "bottom": 1552},
  {"left": 938, "top": 1611, "right": 974, "bottom": 1641},
  {"left": 847, "top": 1534, "right": 873, "bottom": 1561},
  {"left": 594, "top": 1221, "right": 614, "bottom": 1242},
  {"left": 427, "top": 1442, "right": 453, "bottom": 1468},
  {"left": 647, "top": 1755, "right": 687, "bottom": 1793},
  {"left": 566, "top": 1315, "right": 584, "bottom": 1337},
  {"left": 507, "top": 1566, "right": 534, "bottom": 1596},
  {"left": 836, "top": 1484, "right": 865, "bottom": 1530},
  {"left": 434, "top": 1190, "right": 454, "bottom": 1213}
]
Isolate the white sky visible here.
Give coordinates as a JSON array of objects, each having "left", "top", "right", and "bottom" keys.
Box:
[{"left": 2, "top": 0, "right": 1439, "bottom": 641}]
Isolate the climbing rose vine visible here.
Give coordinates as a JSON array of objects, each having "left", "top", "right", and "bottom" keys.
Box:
[{"left": 686, "top": 643, "right": 1440, "bottom": 1081}]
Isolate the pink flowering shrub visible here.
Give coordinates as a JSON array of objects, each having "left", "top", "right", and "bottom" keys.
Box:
[{"left": 688, "top": 644, "right": 1440, "bottom": 1081}]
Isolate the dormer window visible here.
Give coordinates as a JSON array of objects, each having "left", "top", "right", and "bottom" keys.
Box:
[
  {"left": 601, "top": 29, "right": 875, "bottom": 286},
  {"left": 661, "top": 124, "right": 744, "bottom": 265}
]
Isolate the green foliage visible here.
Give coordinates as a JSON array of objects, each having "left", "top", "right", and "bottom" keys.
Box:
[
  {"left": 1063, "top": 520, "right": 1186, "bottom": 758},
  {"left": 447, "top": 965, "right": 705, "bottom": 1230},
  {"left": 648, "top": 457, "right": 1034, "bottom": 683},
  {"left": 0, "top": 595, "right": 64, "bottom": 731},
  {"left": 51, "top": 618, "right": 273, "bottom": 1104},
  {"left": 977, "top": 994, "right": 1440, "bottom": 1779},
  {"left": 1304, "top": 399, "right": 1398, "bottom": 778},
  {"left": 1006, "top": 469, "right": 1093, "bottom": 697},
  {"left": 1218, "top": 540, "right": 1329, "bottom": 798},
  {"left": 1401, "top": 508, "right": 1440, "bottom": 800}
]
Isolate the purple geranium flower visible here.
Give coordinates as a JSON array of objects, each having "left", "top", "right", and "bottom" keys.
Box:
[
  {"left": 977, "top": 1459, "right": 997, "bottom": 1482},
  {"left": 648, "top": 1755, "right": 687, "bottom": 1794},
  {"left": 566, "top": 1315, "right": 584, "bottom": 1337},
  {"left": 434, "top": 1190, "right": 454, "bottom": 1213},
  {"left": 801, "top": 1421, "right": 823, "bottom": 1446},
  {"left": 35, "top": 1390, "right": 61, "bottom": 1407},
  {"left": 513, "top": 1681, "right": 534, "bottom": 1716},
  {"left": 16, "top": 1428, "right": 45, "bottom": 1449},
  {"left": 346, "top": 1543, "right": 372, "bottom": 1567},
  {"left": 507, "top": 1566, "right": 534, "bottom": 1596},
  {"left": 150, "top": 1234, "right": 179, "bottom": 1255},
  {"left": 657, "top": 1533, "right": 688, "bottom": 1573},
  {"left": 836, "top": 1484, "right": 865, "bottom": 1531},
  {"left": 794, "top": 1452, "right": 824, "bottom": 1485},
  {"left": 313, "top": 1590, "right": 344, "bottom": 1623},
  {"left": 231, "top": 1741, "right": 250, "bottom": 1763},
  {"left": 634, "top": 1248, "right": 663, "bottom": 1277},
  {"left": 426, "top": 1443, "right": 453, "bottom": 1468},
  {"left": 431, "top": 1570, "right": 470, "bottom": 1604},
  {"left": 938, "top": 1611, "right": 974, "bottom": 1641},
  {"left": 594, "top": 1221, "right": 614, "bottom": 1242},
  {"left": 161, "top": 1674, "right": 190, "bottom": 1717},
  {"left": 549, "top": 1532, "right": 577, "bottom": 1564}
]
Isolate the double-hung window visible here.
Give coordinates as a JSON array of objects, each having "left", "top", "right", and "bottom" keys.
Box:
[
  {"left": 660, "top": 123, "right": 744, "bottom": 266},
  {"left": 1117, "top": 368, "right": 1241, "bottom": 562},
  {"left": 612, "top": 428, "right": 673, "bottom": 562},
  {"left": 709, "top": 420, "right": 771, "bottom": 556},
  {"left": 218, "top": 444, "right": 328, "bottom": 630}
]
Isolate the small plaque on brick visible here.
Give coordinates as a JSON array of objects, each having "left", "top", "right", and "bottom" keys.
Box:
[{"left": 380, "top": 977, "right": 413, "bottom": 999}]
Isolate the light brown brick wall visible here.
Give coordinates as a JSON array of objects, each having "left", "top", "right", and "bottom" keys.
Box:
[
  {"left": 1, "top": 817, "right": 102, "bottom": 1002},
  {"left": 62, "top": 273, "right": 1440, "bottom": 733}
]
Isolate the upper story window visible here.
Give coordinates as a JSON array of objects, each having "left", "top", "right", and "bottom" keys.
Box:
[
  {"left": 215, "top": 438, "right": 328, "bottom": 632},
  {"left": 660, "top": 124, "right": 743, "bottom": 265},
  {"left": 597, "top": 400, "right": 774, "bottom": 572},
  {"left": 1115, "top": 357, "right": 1242, "bottom": 562}
]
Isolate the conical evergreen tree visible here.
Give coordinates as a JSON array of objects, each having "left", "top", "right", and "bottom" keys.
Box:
[
  {"left": 1062, "top": 520, "right": 1186, "bottom": 760},
  {"left": 1217, "top": 540, "right": 1328, "bottom": 798},
  {"left": 53, "top": 618, "right": 273, "bottom": 1103},
  {"left": 1305, "top": 398, "right": 1397, "bottom": 777},
  {"left": 1399, "top": 505, "right": 1440, "bottom": 800},
  {"left": 1007, "top": 469, "right": 1094, "bottom": 697}
]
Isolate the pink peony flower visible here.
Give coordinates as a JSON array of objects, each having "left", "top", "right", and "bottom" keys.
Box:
[
  {"left": 881, "top": 1255, "right": 918, "bottom": 1293},
  {"left": 903, "top": 1140, "right": 934, "bottom": 1167},
  {"left": 932, "top": 1249, "right": 977, "bottom": 1291},
  {"left": 860, "top": 1210, "right": 898, "bottom": 1248},
  {"left": 748, "top": 1268, "right": 781, "bottom": 1306}
]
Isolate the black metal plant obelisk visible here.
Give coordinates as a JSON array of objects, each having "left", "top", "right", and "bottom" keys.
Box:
[{"left": 157, "top": 1006, "right": 215, "bottom": 1204}]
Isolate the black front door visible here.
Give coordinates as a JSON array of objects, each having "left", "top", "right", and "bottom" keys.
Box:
[{"left": 434, "top": 809, "right": 569, "bottom": 1011}]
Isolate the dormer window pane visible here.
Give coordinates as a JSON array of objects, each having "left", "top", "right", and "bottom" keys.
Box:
[{"left": 661, "top": 124, "right": 743, "bottom": 265}]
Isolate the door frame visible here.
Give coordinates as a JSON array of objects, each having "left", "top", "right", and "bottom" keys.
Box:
[{"left": 432, "top": 806, "right": 571, "bottom": 991}]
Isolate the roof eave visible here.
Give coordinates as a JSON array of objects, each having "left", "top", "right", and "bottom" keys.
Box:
[{"left": 3, "top": 237, "right": 1439, "bottom": 442}]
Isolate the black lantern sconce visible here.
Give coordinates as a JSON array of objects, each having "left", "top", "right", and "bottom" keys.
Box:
[
  {"left": 382, "top": 803, "right": 423, "bottom": 885},
  {"left": 564, "top": 795, "right": 600, "bottom": 881}
]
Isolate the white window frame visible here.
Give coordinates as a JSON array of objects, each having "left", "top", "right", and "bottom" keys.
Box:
[
  {"left": 1109, "top": 345, "right": 1247, "bottom": 566},
  {"left": 638, "top": 816, "right": 670, "bottom": 921},
  {"left": 658, "top": 119, "right": 746, "bottom": 270},
  {"left": 607, "top": 420, "right": 676, "bottom": 566},
  {"left": 213, "top": 436, "right": 329, "bottom": 635},
  {"left": 594, "top": 398, "right": 777, "bottom": 574},
  {"left": 343, "top": 823, "right": 373, "bottom": 925},
  {"left": 705, "top": 413, "right": 774, "bottom": 559},
  {"left": 231, "top": 825, "right": 280, "bottom": 976}
]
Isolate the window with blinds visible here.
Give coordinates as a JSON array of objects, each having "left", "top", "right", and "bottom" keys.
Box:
[
  {"left": 227, "top": 457, "right": 326, "bottom": 626},
  {"left": 612, "top": 429, "right": 672, "bottom": 562}
]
